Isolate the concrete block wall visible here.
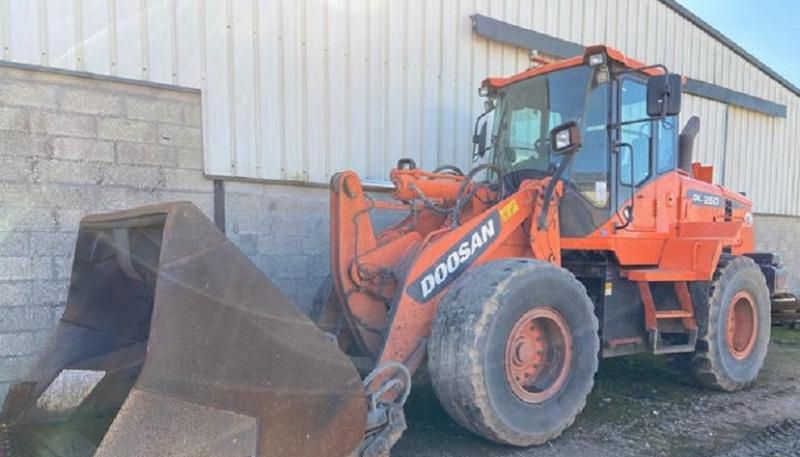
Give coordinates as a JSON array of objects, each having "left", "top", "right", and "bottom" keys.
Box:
[
  {"left": 224, "top": 181, "right": 401, "bottom": 312},
  {"left": 224, "top": 182, "right": 331, "bottom": 310},
  {"left": 754, "top": 214, "right": 800, "bottom": 294},
  {"left": 0, "top": 64, "right": 212, "bottom": 402}
]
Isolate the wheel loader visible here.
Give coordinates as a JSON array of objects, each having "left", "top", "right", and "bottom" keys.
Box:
[{"left": 1, "top": 45, "right": 789, "bottom": 457}]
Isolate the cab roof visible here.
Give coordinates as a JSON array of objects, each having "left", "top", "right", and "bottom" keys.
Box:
[{"left": 482, "top": 45, "right": 664, "bottom": 90}]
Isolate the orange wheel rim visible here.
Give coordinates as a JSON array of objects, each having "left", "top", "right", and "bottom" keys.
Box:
[
  {"left": 725, "top": 290, "right": 758, "bottom": 360},
  {"left": 504, "top": 307, "right": 573, "bottom": 404}
]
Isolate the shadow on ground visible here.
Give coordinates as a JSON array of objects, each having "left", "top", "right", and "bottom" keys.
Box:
[{"left": 394, "top": 329, "right": 800, "bottom": 457}]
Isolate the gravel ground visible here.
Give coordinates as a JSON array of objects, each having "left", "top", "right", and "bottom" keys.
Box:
[{"left": 394, "top": 329, "right": 800, "bottom": 457}]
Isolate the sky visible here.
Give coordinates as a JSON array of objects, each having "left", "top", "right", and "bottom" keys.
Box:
[{"left": 678, "top": 0, "right": 800, "bottom": 88}]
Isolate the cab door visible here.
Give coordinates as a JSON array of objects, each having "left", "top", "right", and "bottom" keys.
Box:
[{"left": 617, "top": 77, "right": 656, "bottom": 232}]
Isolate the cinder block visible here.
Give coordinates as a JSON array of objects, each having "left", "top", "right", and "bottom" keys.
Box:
[
  {"left": 0, "top": 155, "right": 33, "bottom": 184},
  {"left": 0, "top": 282, "right": 28, "bottom": 307},
  {"left": 116, "top": 142, "right": 178, "bottom": 167},
  {"left": 30, "top": 257, "right": 53, "bottom": 279},
  {"left": 0, "top": 132, "right": 52, "bottom": 158},
  {"left": 164, "top": 169, "right": 212, "bottom": 191},
  {"left": 0, "top": 355, "right": 35, "bottom": 382},
  {"left": 0, "top": 208, "right": 58, "bottom": 232},
  {"left": 0, "top": 332, "right": 37, "bottom": 357},
  {"left": 158, "top": 124, "right": 202, "bottom": 149},
  {"left": 53, "top": 256, "right": 74, "bottom": 280},
  {"left": 103, "top": 164, "right": 166, "bottom": 189},
  {"left": 36, "top": 159, "right": 104, "bottom": 185},
  {"left": 0, "top": 232, "right": 29, "bottom": 256},
  {"left": 29, "top": 280, "right": 70, "bottom": 306},
  {"left": 0, "top": 306, "right": 55, "bottom": 333},
  {"left": 258, "top": 233, "right": 304, "bottom": 256},
  {"left": 176, "top": 147, "right": 204, "bottom": 170},
  {"left": 0, "top": 258, "right": 32, "bottom": 280},
  {"left": 182, "top": 105, "right": 202, "bottom": 127},
  {"left": 97, "top": 118, "right": 157, "bottom": 143},
  {"left": 0, "top": 106, "right": 29, "bottom": 132},
  {"left": 0, "top": 183, "right": 30, "bottom": 208},
  {"left": 30, "top": 232, "right": 77, "bottom": 256},
  {"left": 30, "top": 111, "right": 96, "bottom": 138},
  {"left": 51, "top": 137, "right": 115, "bottom": 162},
  {"left": 55, "top": 210, "right": 83, "bottom": 232},
  {"left": 126, "top": 97, "right": 184, "bottom": 124},
  {"left": 0, "top": 81, "right": 58, "bottom": 110},
  {"left": 231, "top": 233, "right": 259, "bottom": 255},
  {"left": 59, "top": 89, "right": 123, "bottom": 116}
]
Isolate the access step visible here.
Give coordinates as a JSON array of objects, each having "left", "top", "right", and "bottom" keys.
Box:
[
  {"left": 655, "top": 310, "right": 693, "bottom": 319},
  {"left": 648, "top": 328, "right": 699, "bottom": 355}
]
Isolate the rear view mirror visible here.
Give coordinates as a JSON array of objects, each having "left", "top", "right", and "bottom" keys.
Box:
[
  {"left": 647, "top": 73, "right": 682, "bottom": 117},
  {"left": 472, "top": 121, "right": 489, "bottom": 160},
  {"left": 549, "top": 121, "right": 582, "bottom": 155}
]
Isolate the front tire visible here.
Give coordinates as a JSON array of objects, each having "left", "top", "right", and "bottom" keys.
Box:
[
  {"left": 428, "top": 259, "right": 599, "bottom": 446},
  {"left": 690, "top": 256, "right": 771, "bottom": 391}
]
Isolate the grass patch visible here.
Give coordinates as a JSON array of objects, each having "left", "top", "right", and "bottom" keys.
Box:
[{"left": 771, "top": 326, "right": 800, "bottom": 345}]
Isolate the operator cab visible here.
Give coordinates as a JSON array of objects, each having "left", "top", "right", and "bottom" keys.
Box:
[{"left": 474, "top": 46, "right": 683, "bottom": 237}]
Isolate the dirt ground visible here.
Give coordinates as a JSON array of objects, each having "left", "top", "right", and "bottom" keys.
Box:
[{"left": 394, "top": 328, "right": 800, "bottom": 457}]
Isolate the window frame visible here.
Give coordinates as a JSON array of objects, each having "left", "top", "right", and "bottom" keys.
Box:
[{"left": 617, "top": 76, "right": 654, "bottom": 188}]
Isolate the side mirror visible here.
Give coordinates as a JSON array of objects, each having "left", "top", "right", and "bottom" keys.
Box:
[
  {"left": 549, "top": 121, "right": 582, "bottom": 155},
  {"left": 472, "top": 121, "right": 489, "bottom": 159},
  {"left": 647, "top": 73, "right": 682, "bottom": 117}
]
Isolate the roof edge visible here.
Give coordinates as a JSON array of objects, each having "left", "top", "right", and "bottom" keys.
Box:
[{"left": 659, "top": 0, "right": 800, "bottom": 97}]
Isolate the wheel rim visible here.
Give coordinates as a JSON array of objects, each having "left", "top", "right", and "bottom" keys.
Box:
[
  {"left": 504, "top": 306, "right": 573, "bottom": 404},
  {"left": 725, "top": 290, "right": 758, "bottom": 360}
]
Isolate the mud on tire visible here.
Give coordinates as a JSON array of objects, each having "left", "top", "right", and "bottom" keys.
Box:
[
  {"left": 427, "top": 259, "right": 599, "bottom": 446},
  {"left": 689, "top": 256, "right": 771, "bottom": 391}
]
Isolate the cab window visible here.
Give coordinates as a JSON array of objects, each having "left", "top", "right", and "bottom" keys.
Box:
[
  {"left": 619, "top": 79, "right": 652, "bottom": 186},
  {"left": 566, "top": 83, "right": 609, "bottom": 207},
  {"left": 657, "top": 116, "right": 678, "bottom": 173}
]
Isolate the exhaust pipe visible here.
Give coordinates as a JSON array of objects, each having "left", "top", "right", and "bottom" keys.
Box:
[{"left": 0, "top": 202, "right": 366, "bottom": 457}]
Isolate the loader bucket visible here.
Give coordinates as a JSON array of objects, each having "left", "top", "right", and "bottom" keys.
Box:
[{"left": 0, "top": 202, "right": 367, "bottom": 457}]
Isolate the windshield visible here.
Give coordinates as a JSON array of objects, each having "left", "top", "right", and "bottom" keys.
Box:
[
  {"left": 489, "top": 65, "right": 595, "bottom": 174},
  {"left": 488, "top": 65, "right": 611, "bottom": 206}
]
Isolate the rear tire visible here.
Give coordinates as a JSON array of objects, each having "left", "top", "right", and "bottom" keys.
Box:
[
  {"left": 428, "top": 259, "right": 599, "bottom": 446},
  {"left": 689, "top": 256, "right": 771, "bottom": 391}
]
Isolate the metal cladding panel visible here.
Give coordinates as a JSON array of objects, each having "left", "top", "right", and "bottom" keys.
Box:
[{"left": 0, "top": 0, "right": 798, "bottom": 215}]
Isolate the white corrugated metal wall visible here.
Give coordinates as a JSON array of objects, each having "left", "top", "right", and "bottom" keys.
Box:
[{"left": 0, "top": 0, "right": 798, "bottom": 215}]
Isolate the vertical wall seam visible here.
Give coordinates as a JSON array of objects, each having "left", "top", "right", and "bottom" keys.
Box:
[
  {"left": 401, "top": 0, "right": 408, "bottom": 156},
  {"left": 344, "top": 0, "right": 352, "bottom": 173},
  {"left": 140, "top": 0, "right": 149, "bottom": 79},
  {"left": 436, "top": 0, "right": 445, "bottom": 165},
  {"left": 225, "top": 0, "right": 237, "bottom": 175},
  {"left": 300, "top": 0, "right": 309, "bottom": 179},
  {"left": 198, "top": 0, "right": 209, "bottom": 174},
  {"left": 381, "top": 0, "right": 389, "bottom": 173},
  {"left": 37, "top": 0, "right": 48, "bottom": 66},
  {"left": 108, "top": 0, "right": 118, "bottom": 76},
  {"left": 75, "top": 0, "right": 85, "bottom": 71},
  {"left": 323, "top": 0, "right": 331, "bottom": 178},
  {"left": 419, "top": 0, "right": 427, "bottom": 163},
  {"left": 169, "top": 0, "right": 178, "bottom": 84},
  {"left": 277, "top": 0, "right": 287, "bottom": 178},
  {"left": 252, "top": 0, "right": 262, "bottom": 177},
  {"left": 1, "top": 0, "right": 10, "bottom": 60},
  {"left": 364, "top": 0, "right": 372, "bottom": 176}
]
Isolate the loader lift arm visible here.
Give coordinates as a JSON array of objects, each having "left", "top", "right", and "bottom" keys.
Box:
[{"left": 330, "top": 168, "right": 564, "bottom": 377}]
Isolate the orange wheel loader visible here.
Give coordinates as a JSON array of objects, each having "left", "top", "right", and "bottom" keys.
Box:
[{"left": 1, "top": 45, "right": 789, "bottom": 457}]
